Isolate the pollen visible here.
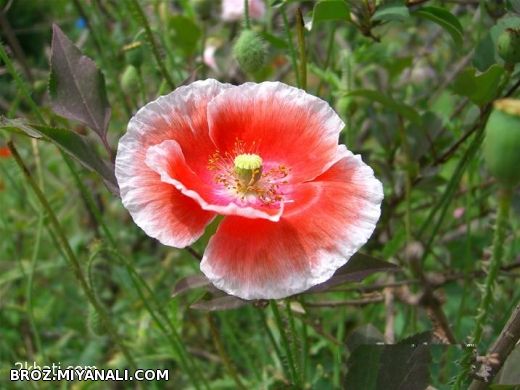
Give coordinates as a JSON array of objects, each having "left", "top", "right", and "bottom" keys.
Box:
[{"left": 208, "top": 145, "right": 289, "bottom": 206}]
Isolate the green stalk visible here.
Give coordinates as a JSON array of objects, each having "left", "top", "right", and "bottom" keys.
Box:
[
  {"left": 62, "top": 155, "right": 207, "bottom": 389},
  {"left": 208, "top": 314, "right": 246, "bottom": 390},
  {"left": 285, "top": 301, "right": 301, "bottom": 383},
  {"left": 295, "top": 8, "right": 307, "bottom": 90},
  {"left": 8, "top": 141, "right": 138, "bottom": 370},
  {"left": 0, "top": 43, "right": 45, "bottom": 123},
  {"left": 243, "top": 0, "right": 251, "bottom": 29},
  {"left": 271, "top": 300, "right": 300, "bottom": 387},
  {"left": 126, "top": 0, "right": 176, "bottom": 89},
  {"left": 281, "top": 5, "right": 300, "bottom": 88},
  {"left": 453, "top": 187, "right": 512, "bottom": 388},
  {"left": 26, "top": 214, "right": 46, "bottom": 360}
]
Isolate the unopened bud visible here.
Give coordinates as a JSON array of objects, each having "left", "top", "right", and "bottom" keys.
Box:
[
  {"left": 497, "top": 28, "right": 520, "bottom": 65},
  {"left": 483, "top": 99, "right": 520, "bottom": 187},
  {"left": 233, "top": 30, "right": 266, "bottom": 74}
]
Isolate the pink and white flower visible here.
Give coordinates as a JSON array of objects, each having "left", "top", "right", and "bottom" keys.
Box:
[
  {"left": 115, "top": 79, "right": 383, "bottom": 300},
  {"left": 221, "top": 0, "right": 265, "bottom": 22}
]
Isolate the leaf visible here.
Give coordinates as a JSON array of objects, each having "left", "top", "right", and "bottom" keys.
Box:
[
  {"left": 49, "top": 24, "right": 111, "bottom": 142},
  {"left": 345, "top": 335, "right": 432, "bottom": 389},
  {"left": 347, "top": 89, "right": 422, "bottom": 124},
  {"left": 372, "top": 2, "right": 410, "bottom": 22},
  {"left": 308, "top": 253, "right": 399, "bottom": 292},
  {"left": 452, "top": 64, "right": 505, "bottom": 106},
  {"left": 190, "top": 295, "right": 249, "bottom": 312},
  {"left": 497, "top": 345, "right": 520, "bottom": 385},
  {"left": 168, "top": 15, "right": 201, "bottom": 56},
  {"left": 305, "top": 0, "right": 350, "bottom": 30},
  {"left": 346, "top": 324, "right": 385, "bottom": 352},
  {"left": 171, "top": 274, "right": 211, "bottom": 297},
  {"left": 474, "top": 16, "right": 520, "bottom": 71},
  {"left": 0, "top": 117, "right": 117, "bottom": 193},
  {"left": 414, "top": 6, "right": 463, "bottom": 47},
  {"left": 270, "top": 0, "right": 299, "bottom": 7},
  {"left": 260, "top": 31, "right": 288, "bottom": 49}
]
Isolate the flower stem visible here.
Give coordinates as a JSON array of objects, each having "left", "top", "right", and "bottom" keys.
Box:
[
  {"left": 453, "top": 186, "right": 512, "bottom": 388},
  {"left": 295, "top": 8, "right": 307, "bottom": 90},
  {"left": 270, "top": 300, "right": 300, "bottom": 387},
  {"left": 126, "top": 0, "right": 176, "bottom": 89},
  {"left": 7, "top": 141, "right": 138, "bottom": 370},
  {"left": 243, "top": 0, "right": 251, "bottom": 29},
  {"left": 62, "top": 154, "right": 207, "bottom": 389},
  {"left": 208, "top": 314, "right": 246, "bottom": 390},
  {"left": 281, "top": 5, "right": 300, "bottom": 88}
]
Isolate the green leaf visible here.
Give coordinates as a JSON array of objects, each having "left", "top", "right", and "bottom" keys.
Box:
[
  {"left": 347, "top": 89, "right": 422, "bottom": 124},
  {"left": 474, "top": 16, "right": 520, "bottom": 71},
  {"left": 260, "top": 31, "right": 288, "bottom": 49},
  {"left": 305, "top": 0, "right": 350, "bottom": 30},
  {"left": 49, "top": 24, "right": 111, "bottom": 143},
  {"left": 414, "top": 6, "right": 463, "bottom": 47},
  {"left": 168, "top": 15, "right": 201, "bottom": 56},
  {"left": 372, "top": 2, "right": 410, "bottom": 22},
  {"left": 452, "top": 64, "right": 505, "bottom": 106},
  {"left": 0, "top": 117, "right": 117, "bottom": 192}
]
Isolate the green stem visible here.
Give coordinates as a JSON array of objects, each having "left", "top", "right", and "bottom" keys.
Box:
[
  {"left": 285, "top": 301, "right": 300, "bottom": 381},
  {"left": 62, "top": 154, "right": 206, "bottom": 389},
  {"left": 8, "top": 141, "right": 138, "bottom": 370},
  {"left": 281, "top": 6, "right": 300, "bottom": 88},
  {"left": 271, "top": 300, "right": 299, "bottom": 386},
  {"left": 26, "top": 214, "right": 46, "bottom": 360},
  {"left": 243, "top": 0, "right": 251, "bottom": 29},
  {"left": 0, "top": 42, "right": 45, "bottom": 123},
  {"left": 126, "top": 0, "right": 176, "bottom": 89},
  {"left": 453, "top": 187, "right": 512, "bottom": 388},
  {"left": 296, "top": 8, "right": 307, "bottom": 90},
  {"left": 208, "top": 314, "right": 246, "bottom": 390}
]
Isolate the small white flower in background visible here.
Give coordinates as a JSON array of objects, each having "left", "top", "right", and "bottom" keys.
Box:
[
  {"left": 203, "top": 43, "right": 219, "bottom": 72},
  {"left": 221, "top": 0, "right": 265, "bottom": 22}
]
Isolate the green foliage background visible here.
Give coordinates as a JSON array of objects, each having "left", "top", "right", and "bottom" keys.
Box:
[{"left": 1, "top": 0, "right": 520, "bottom": 389}]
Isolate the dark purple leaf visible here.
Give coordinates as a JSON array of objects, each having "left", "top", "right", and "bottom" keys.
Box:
[
  {"left": 171, "top": 274, "right": 211, "bottom": 298},
  {"left": 49, "top": 24, "right": 111, "bottom": 143},
  {"left": 0, "top": 117, "right": 117, "bottom": 194},
  {"left": 308, "top": 253, "right": 399, "bottom": 293},
  {"left": 345, "top": 332, "right": 432, "bottom": 389},
  {"left": 190, "top": 294, "right": 249, "bottom": 312}
]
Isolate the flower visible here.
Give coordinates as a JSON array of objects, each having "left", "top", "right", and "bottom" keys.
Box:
[
  {"left": 0, "top": 146, "right": 11, "bottom": 158},
  {"left": 221, "top": 0, "right": 265, "bottom": 22},
  {"left": 203, "top": 41, "right": 219, "bottom": 73},
  {"left": 115, "top": 80, "right": 383, "bottom": 300}
]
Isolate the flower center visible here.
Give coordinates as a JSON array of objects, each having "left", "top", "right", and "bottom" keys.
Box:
[
  {"left": 207, "top": 142, "right": 290, "bottom": 206},
  {"left": 234, "top": 153, "right": 263, "bottom": 186}
]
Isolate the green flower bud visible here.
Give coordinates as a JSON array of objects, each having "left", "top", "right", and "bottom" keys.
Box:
[
  {"left": 121, "top": 65, "right": 139, "bottom": 95},
  {"left": 483, "top": 99, "right": 520, "bottom": 187},
  {"left": 233, "top": 30, "right": 266, "bottom": 74},
  {"left": 497, "top": 28, "right": 520, "bottom": 65}
]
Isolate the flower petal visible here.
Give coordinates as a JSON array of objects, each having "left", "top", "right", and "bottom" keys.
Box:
[
  {"left": 115, "top": 79, "right": 230, "bottom": 247},
  {"left": 207, "top": 82, "right": 344, "bottom": 184},
  {"left": 200, "top": 147, "right": 383, "bottom": 299},
  {"left": 145, "top": 140, "right": 284, "bottom": 222}
]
